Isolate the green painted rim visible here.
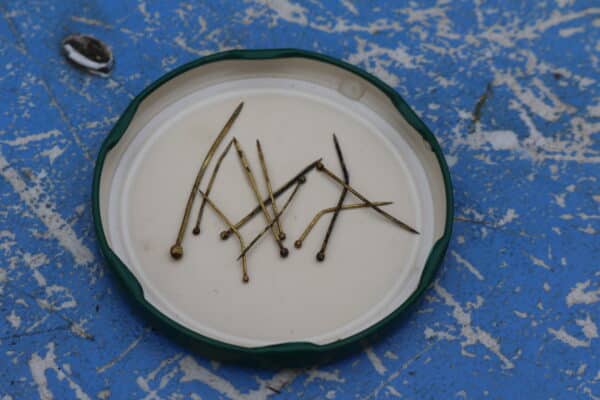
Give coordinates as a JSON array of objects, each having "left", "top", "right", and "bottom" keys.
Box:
[{"left": 92, "top": 48, "right": 454, "bottom": 363}]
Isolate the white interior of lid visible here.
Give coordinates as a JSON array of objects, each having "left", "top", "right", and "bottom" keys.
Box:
[{"left": 98, "top": 58, "right": 447, "bottom": 347}]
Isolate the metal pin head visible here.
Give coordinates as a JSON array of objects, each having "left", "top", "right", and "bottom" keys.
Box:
[
  {"left": 220, "top": 230, "right": 230, "bottom": 240},
  {"left": 316, "top": 162, "right": 324, "bottom": 171},
  {"left": 316, "top": 251, "right": 325, "bottom": 262},
  {"left": 294, "top": 240, "right": 302, "bottom": 249},
  {"left": 280, "top": 247, "right": 289, "bottom": 258},
  {"left": 192, "top": 227, "right": 200, "bottom": 235},
  {"left": 298, "top": 175, "right": 307, "bottom": 184},
  {"left": 170, "top": 244, "right": 183, "bottom": 260},
  {"left": 278, "top": 232, "right": 287, "bottom": 241}
]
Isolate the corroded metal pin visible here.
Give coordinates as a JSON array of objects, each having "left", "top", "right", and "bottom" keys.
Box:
[
  {"left": 198, "top": 190, "right": 249, "bottom": 283},
  {"left": 233, "top": 139, "right": 289, "bottom": 258},
  {"left": 317, "top": 134, "right": 349, "bottom": 262},
  {"left": 237, "top": 180, "right": 303, "bottom": 260},
  {"left": 220, "top": 159, "right": 320, "bottom": 240},
  {"left": 170, "top": 102, "right": 244, "bottom": 260},
  {"left": 316, "top": 161, "right": 420, "bottom": 234},
  {"left": 294, "top": 201, "right": 393, "bottom": 249},
  {"left": 256, "top": 139, "right": 285, "bottom": 241},
  {"left": 192, "top": 139, "right": 234, "bottom": 235}
]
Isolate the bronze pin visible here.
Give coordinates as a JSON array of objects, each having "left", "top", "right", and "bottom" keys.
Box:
[
  {"left": 294, "top": 201, "right": 393, "bottom": 249},
  {"left": 198, "top": 190, "right": 249, "bottom": 283},
  {"left": 170, "top": 102, "right": 244, "bottom": 259},
  {"left": 220, "top": 158, "right": 320, "bottom": 240},
  {"left": 256, "top": 140, "right": 285, "bottom": 241},
  {"left": 316, "top": 161, "right": 420, "bottom": 234},
  {"left": 316, "top": 134, "right": 349, "bottom": 262},
  {"left": 237, "top": 180, "right": 303, "bottom": 260},
  {"left": 192, "top": 139, "right": 234, "bottom": 235},
  {"left": 232, "top": 139, "right": 289, "bottom": 258}
]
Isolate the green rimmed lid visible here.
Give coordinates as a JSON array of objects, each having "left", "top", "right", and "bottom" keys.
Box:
[{"left": 92, "top": 48, "right": 453, "bottom": 364}]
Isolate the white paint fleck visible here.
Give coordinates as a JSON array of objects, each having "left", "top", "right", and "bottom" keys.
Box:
[
  {"left": 97, "top": 331, "right": 146, "bottom": 373},
  {"left": 452, "top": 251, "right": 484, "bottom": 280},
  {"left": 28, "top": 343, "right": 91, "bottom": 400},
  {"left": 40, "top": 145, "right": 66, "bottom": 164},
  {"left": 579, "top": 224, "right": 596, "bottom": 234},
  {"left": 434, "top": 283, "right": 515, "bottom": 369},
  {"left": 96, "top": 389, "right": 110, "bottom": 399},
  {"left": 496, "top": 209, "right": 519, "bottom": 227},
  {"left": 340, "top": 0, "right": 358, "bottom": 15},
  {"left": 548, "top": 327, "right": 591, "bottom": 348},
  {"left": 386, "top": 386, "right": 402, "bottom": 397},
  {"left": 530, "top": 255, "right": 551, "bottom": 270},
  {"left": 553, "top": 193, "right": 566, "bottom": 208},
  {"left": 577, "top": 315, "right": 599, "bottom": 340},
  {"left": 544, "top": 282, "right": 551, "bottom": 292},
  {"left": 6, "top": 310, "right": 21, "bottom": 328},
  {"left": 514, "top": 311, "right": 528, "bottom": 319},
  {"left": 487, "top": 130, "right": 519, "bottom": 150},
  {"left": 305, "top": 368, "right": 345, "bottom": 384},
  {"left": 424, "top": 327, "right": 457, "bottom": 341},
  {"left": 364, "top": 346, "right": 387, "bottom": 375},
  {"left": 0, "top": 129, "right": 61, "bottom": 147},
  {"left": 559, "top": 26, "right": 584, "bottom": 37},
  {"left": 325, "top": 390, "right": 336, "bottom": 399},
  {"left": 566, "top": 281, "right": 600, "bottom": 307},
  {"left": 172, "top": 355, "right": 301, "bottom": 400},
  {"left": 445, "top": 154, "right": 458, "bottom": 167}
]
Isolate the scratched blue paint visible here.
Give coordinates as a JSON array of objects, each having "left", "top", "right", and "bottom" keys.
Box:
[{"left": 0, "top": 1, "right": 598, "bottom": 399}]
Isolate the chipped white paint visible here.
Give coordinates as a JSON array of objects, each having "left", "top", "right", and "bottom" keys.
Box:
[
  {"left": 40, "top": 145, "right": 66, "bottom": 164},
  {"left": 137, "top": 354, "right": 301, "bottom": 400},
  {"left": 6, "top": 310, "right": 21, "bottom": 328},
  {"left": 496, "top": 209, "right": 519, "bottom": 226},
  {"left": 340, "top": 0, "right": 358, "bottom": 15},
  {"left": 305, "top": 368, "right": 345, "bottom": 384},
  {"left": 434, "top": 283, "right": 515, "bottom": 369},
  {"left": 566, "top": 280, "right": 600, "bottom": 307},
  {"left": 0, "top": 129, "right": 61, "bottom": 147},
  {"left": 548, "top": 327, "right": 591, "bottom": 348},
  {"left": 513, "top": 311, "right": 528, "bottom": 319},
  {"left": 97, "top": 331, "right": 146, "bottom": 373},
  {"left": 452, "top": 250, "right": 484, "bottom": 280},
  {"left": 364, "top": 346, "right": 387, "bottom": 375},
  {"left": 530, "top": 255, "right": 551, "bottom": 270},
  {"left": 424, "top": 327, "right": 457, "bottom": 340},
  {"left": 577, "top": 315, "right": 599, "bottom": 340},
  {"left": 28, "top": 343, "right": 91, "bottom": 400},
  {"left": 0, "top": 152, "right": 93, "bottom": 265}
]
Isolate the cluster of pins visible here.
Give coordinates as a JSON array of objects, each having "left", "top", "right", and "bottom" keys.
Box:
[{"left": 169, "top": 102, "right": 419, "bottom": 283}]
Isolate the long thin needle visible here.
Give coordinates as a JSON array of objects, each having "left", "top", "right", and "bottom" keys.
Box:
[
  {"left": 317, "top": 134, "right": 349, "bottom": 261},
  {"left": 233, "top": 139, "right": 289, "bottom": 258},
  {"left": 198, "top": 190, "right": 249, "bottom": 283},
  {"left": 256, "top": 140, "right": 285, "bottom": 240},
  {"left": 237, "top": 181, "right": 303, "bottom": 260},
  {"left": 192, "top": 139, "right": 234, "bottom": 235},
  {"left": 170, "top": 102, "right": 244, "bottom": 259},
  {"left": 316, "top": 161, "right": 420, "bottom": 234},
  {"left": 294, "top": 201, "right": 393, "bottom": 249}
]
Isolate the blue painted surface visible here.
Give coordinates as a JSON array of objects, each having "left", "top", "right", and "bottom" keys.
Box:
[{"left": 0, "top": 1, "right": 598, "bottom": 398}]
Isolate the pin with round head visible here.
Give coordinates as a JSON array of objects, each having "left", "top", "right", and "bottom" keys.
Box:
[{"left": 170, "top": 245, "right": 183, "bottom": 260}]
